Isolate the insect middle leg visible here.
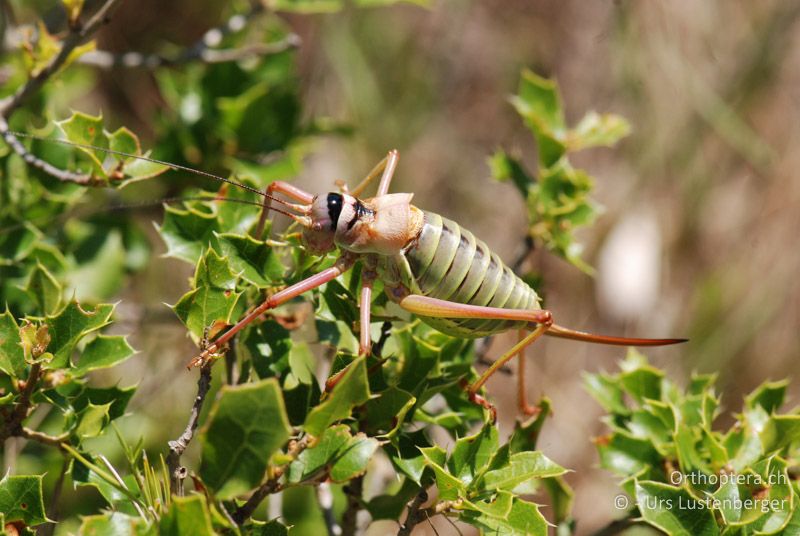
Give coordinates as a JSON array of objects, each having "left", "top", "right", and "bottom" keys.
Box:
[
  {"left": 350, "top": 150, "right": 399, "bottom": 197},
  {"left": 324, "top": 260, "right": 378, "bottom": 392},
  {"left": 256, "top": 181, "right": 315, "bottom": 238},
  {"left": 398, "top": 295, "right": 553, "bottom": 418},
  {"left": 189, "top": 255, "right": 355, "bottom": 368}
]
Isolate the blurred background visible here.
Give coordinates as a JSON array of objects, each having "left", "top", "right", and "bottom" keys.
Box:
[{"left": 6, "top": 0, "right": 800, "bottom": 533}]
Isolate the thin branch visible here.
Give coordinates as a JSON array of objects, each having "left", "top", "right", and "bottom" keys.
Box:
[
  {"left": 0, "top": 0, "right": 124, "bottom": 116},
  {"left": 398, "top": 489, "right": 429, "bottom": 536},
  {"left": 232, "top": 435, "right": 312, "bottom": 524},
  {"left": 0, "top": 0, "right": 123, "bottom": 184},
  {"left": 0, "top": 362, "right": 42, "bottom": 443},
  {"left": 40, "top": 456, "right": 70, "bottom": 536},
  {"left": 0, "top": 116, "right": 94, "bottom": 184},
  {"left": 318, "top": 482, "right": 342, "bottom": 536},
  {"left": 76, "top": 34, "right": 300, "bottom": 69},
  {"left": 19, "top": 427, "right": 68, "bottom": 448},
  {"left": 167, "top": 363, "right": 213, "bottom": 495},
  {"left": 341, "top": 474, "right": 364, "bottom": 536}
]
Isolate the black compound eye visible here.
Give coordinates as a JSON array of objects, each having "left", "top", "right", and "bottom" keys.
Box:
[{"left": 326, "top": 193, "right": 343, "bottom": 231}]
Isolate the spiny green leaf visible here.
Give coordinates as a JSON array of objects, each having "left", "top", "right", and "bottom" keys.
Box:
[
  {"left": 214, "top": 232, "right": 284, "bottom": 288},
  {"left": 509, "top": 397, "right": 552, "bottom": 453},
  {"left": 488, "top": 150, "right": 534, "bottom": 198},
  {"left": 73, "top": 384, "right": 136, "bottom": 422},
  {"left": 288, "top": 424, "right": 352, "bottom": 483},
  {"left": 158, "top": 495, "right": 214, "bottom": 536},
  {"left": 304, "top": 355, "right": 370, "bottom": 437},
  {"left": 583, "top": 371, "right": 628, "bottom": 415},
  {"left": 450, "top": 422, "right": 498, "bottom": 485},
  {"left": 761, "top": 415, "right": 800, "bottom": 454},
  {"left": 420, "top": 449, "right": 467, "bottom": 501},
  {"left": 24, "top": 262, "right": 62, "bottom": 315},
  {"left": 0, "top": 309, "right": 25, "bottom": 377},
  {"left": 78, "top": 512, "right": 154, "bottom": 535},
  {"left": 45, "top": 300, "right": 115, "bottom": 370},
  {"left": 568, "top": 111, "right": 631, "bottom": 151},
  {"left": 72, "top": 335, "right": 135, "bottom": 376},
  {"left": 480, "top": 451, "right": 566, "bottom": 491},
  {"left": 74, "top": 401, "right": 112, "bottom": 438},
  {"left": 635, "top": 481, "right": 719, "bottom": 536},
  {"left": 330, "top": 433, "right": 379, "bottom": 482},
  {"left": 199, "top": 378, "right": 291, "bottom": 499},
  {"left": 596, "top": 430, "right": 662, "bottom": 476},
  {"left": 461, "top": 496, "right": 548, "bottom": 536},
  {"left": 0, "top": 474, "right": 49, "bottom": 526},
  {"left": 157, "top": 205, "right": 219, "bottom": 264},
  {"left": 56, "top": 111, "right": 108, "bottom": 174},
  {"left": 363, "top": 386, "right": 416, "bottom": 435},
  {"left": 172, "top": 248, "right": 242, "bottom": 340},
  {"left": 746, "top": 380, "right": 788, "bottom": 414}
]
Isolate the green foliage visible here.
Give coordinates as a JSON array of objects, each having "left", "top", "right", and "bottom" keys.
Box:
[
  {"left": 586, "top": 350, "right": 800, "bottom": 534},
  {"left": 490, "top": 69, "right": 631, "bottom": 273},
  {"left": 199, "top": 379, "right": 291, "bottom": 498},
  {"left": 1, "top": 1, "right": 794, "bottom": 535}
]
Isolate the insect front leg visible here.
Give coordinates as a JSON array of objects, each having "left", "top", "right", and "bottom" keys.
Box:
[
  {"left": 188, "top": 255, "right": 356, "bottom": 368},
  {"left": 256, "top": 181, "right": 315, "bottom": 238},
  {"left": 398, "top": 294, "right": 553, "bottom": 420}
]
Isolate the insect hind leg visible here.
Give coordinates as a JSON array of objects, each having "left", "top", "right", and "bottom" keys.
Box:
[{"left": 398, "top": 294, "right": 553, "bottom": 421}]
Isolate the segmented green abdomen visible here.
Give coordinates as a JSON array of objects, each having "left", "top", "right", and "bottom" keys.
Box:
[{"left": 401, "top": 211, "right": 541, "bottom": 338}]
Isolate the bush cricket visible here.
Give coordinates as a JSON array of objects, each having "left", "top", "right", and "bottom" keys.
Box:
[{"left": 4, "top": 134, "right": 686, "bottom": 418}]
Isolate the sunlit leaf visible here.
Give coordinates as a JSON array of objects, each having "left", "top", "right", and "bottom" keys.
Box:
[
  {"left": 199, "top": 379, "right": 291, "bottom": 499},
  {"left": 0, "top": 474, "right": 49, "bottom": 526},
  {"left": 304, "top": 356, "right": 370, "bottom": 437}
]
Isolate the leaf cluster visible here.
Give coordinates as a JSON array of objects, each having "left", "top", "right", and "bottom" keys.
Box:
[
  {"left": 586, "top": 350, "right": 800, "bottom": 535},
  {"left": 490, "top": 69, "right": 631, "bottom": 273}
]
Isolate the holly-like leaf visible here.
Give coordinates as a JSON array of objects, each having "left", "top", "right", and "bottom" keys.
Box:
[
  {"left": 568, "top": 111, "right": 631, "bottom": 151},
  {"left": 421, "top": 448, "right": 467, "bottom": 501},
  {"left": 363, "top": 386, "right": 416, "bottom": 435},
  {"left": 304, "top": 356, "right": 370, "bottom": 437},
  {"left": 480, "top": 451, "right": 567, "bottom": 491},
  {"left": 158, "top": 205, "right": 219, "bottom": 264},
  {"left": 288, "top": 424, "right": 351, "bottom": 483},
  {"left": 199, "top": 378, "right": 291, "bottom": 499},
  {"left": 73, "top": 402, "right": 112, "bottom": 438},
  {"left": 158, "top": 495, "right": 214, "bottom": 536},
  {"left": 0, "top": 474, "right": 49, "bottom": 526},
  {"left": 214, "top": 233, "right": 284, "bottom": 288},
  {"left": 0, "top": 310, "right": 25, "bottom": 377},
  {"left": 45, "top": 300, "right": 115, "bottom": 370},
  {"left": 450, "top": 422, "right": 498, "bottom": 485},
  {"left": 79, "top": 512, "right": 154, "bottom": 535},
  {"left": 596, "top": 430, "right": 662, "bottom": 476},
  {"left": 330, "top": 433, "right": 379, "bottom": 482},
  {"left": 461, "top": 497, "right": 548, "bottom": 536},
  {"left": 746, "top": 380, "right": 788, "bottom": 414},
  {"left": 71, "top": 335, "right": 136, "bottom": 376},
  {"left": 489, "top": 150, "right": 535, "bottom": 198},
  {"left": 24, "top": 262, "right": 62, "bottom": 315},
  {"left": 635, "top": 481, "right": 719, "bottom": 536},
  {"left": 172, "top": 248, "right": 242, "bottom": 340},
  {"left": 56, "top": 111, "right": 108, "bottom": 174}
]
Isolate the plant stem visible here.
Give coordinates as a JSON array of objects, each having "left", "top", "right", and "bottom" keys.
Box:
[{"left": 167, "top": 363, "right": 213, "bottom": 495}]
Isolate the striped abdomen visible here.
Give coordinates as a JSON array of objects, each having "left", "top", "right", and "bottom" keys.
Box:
[{"left": 380, "top": 211, "right": 541, "bottom": 338}]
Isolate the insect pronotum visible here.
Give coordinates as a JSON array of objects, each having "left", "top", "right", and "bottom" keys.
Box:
[{"left": 6, "top": 134, "right": 686, "bottom": 418}]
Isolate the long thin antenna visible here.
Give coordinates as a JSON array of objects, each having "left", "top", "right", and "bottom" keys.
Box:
[{"left": 7, "top": 130, "right": 268, "bottom": 198}]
